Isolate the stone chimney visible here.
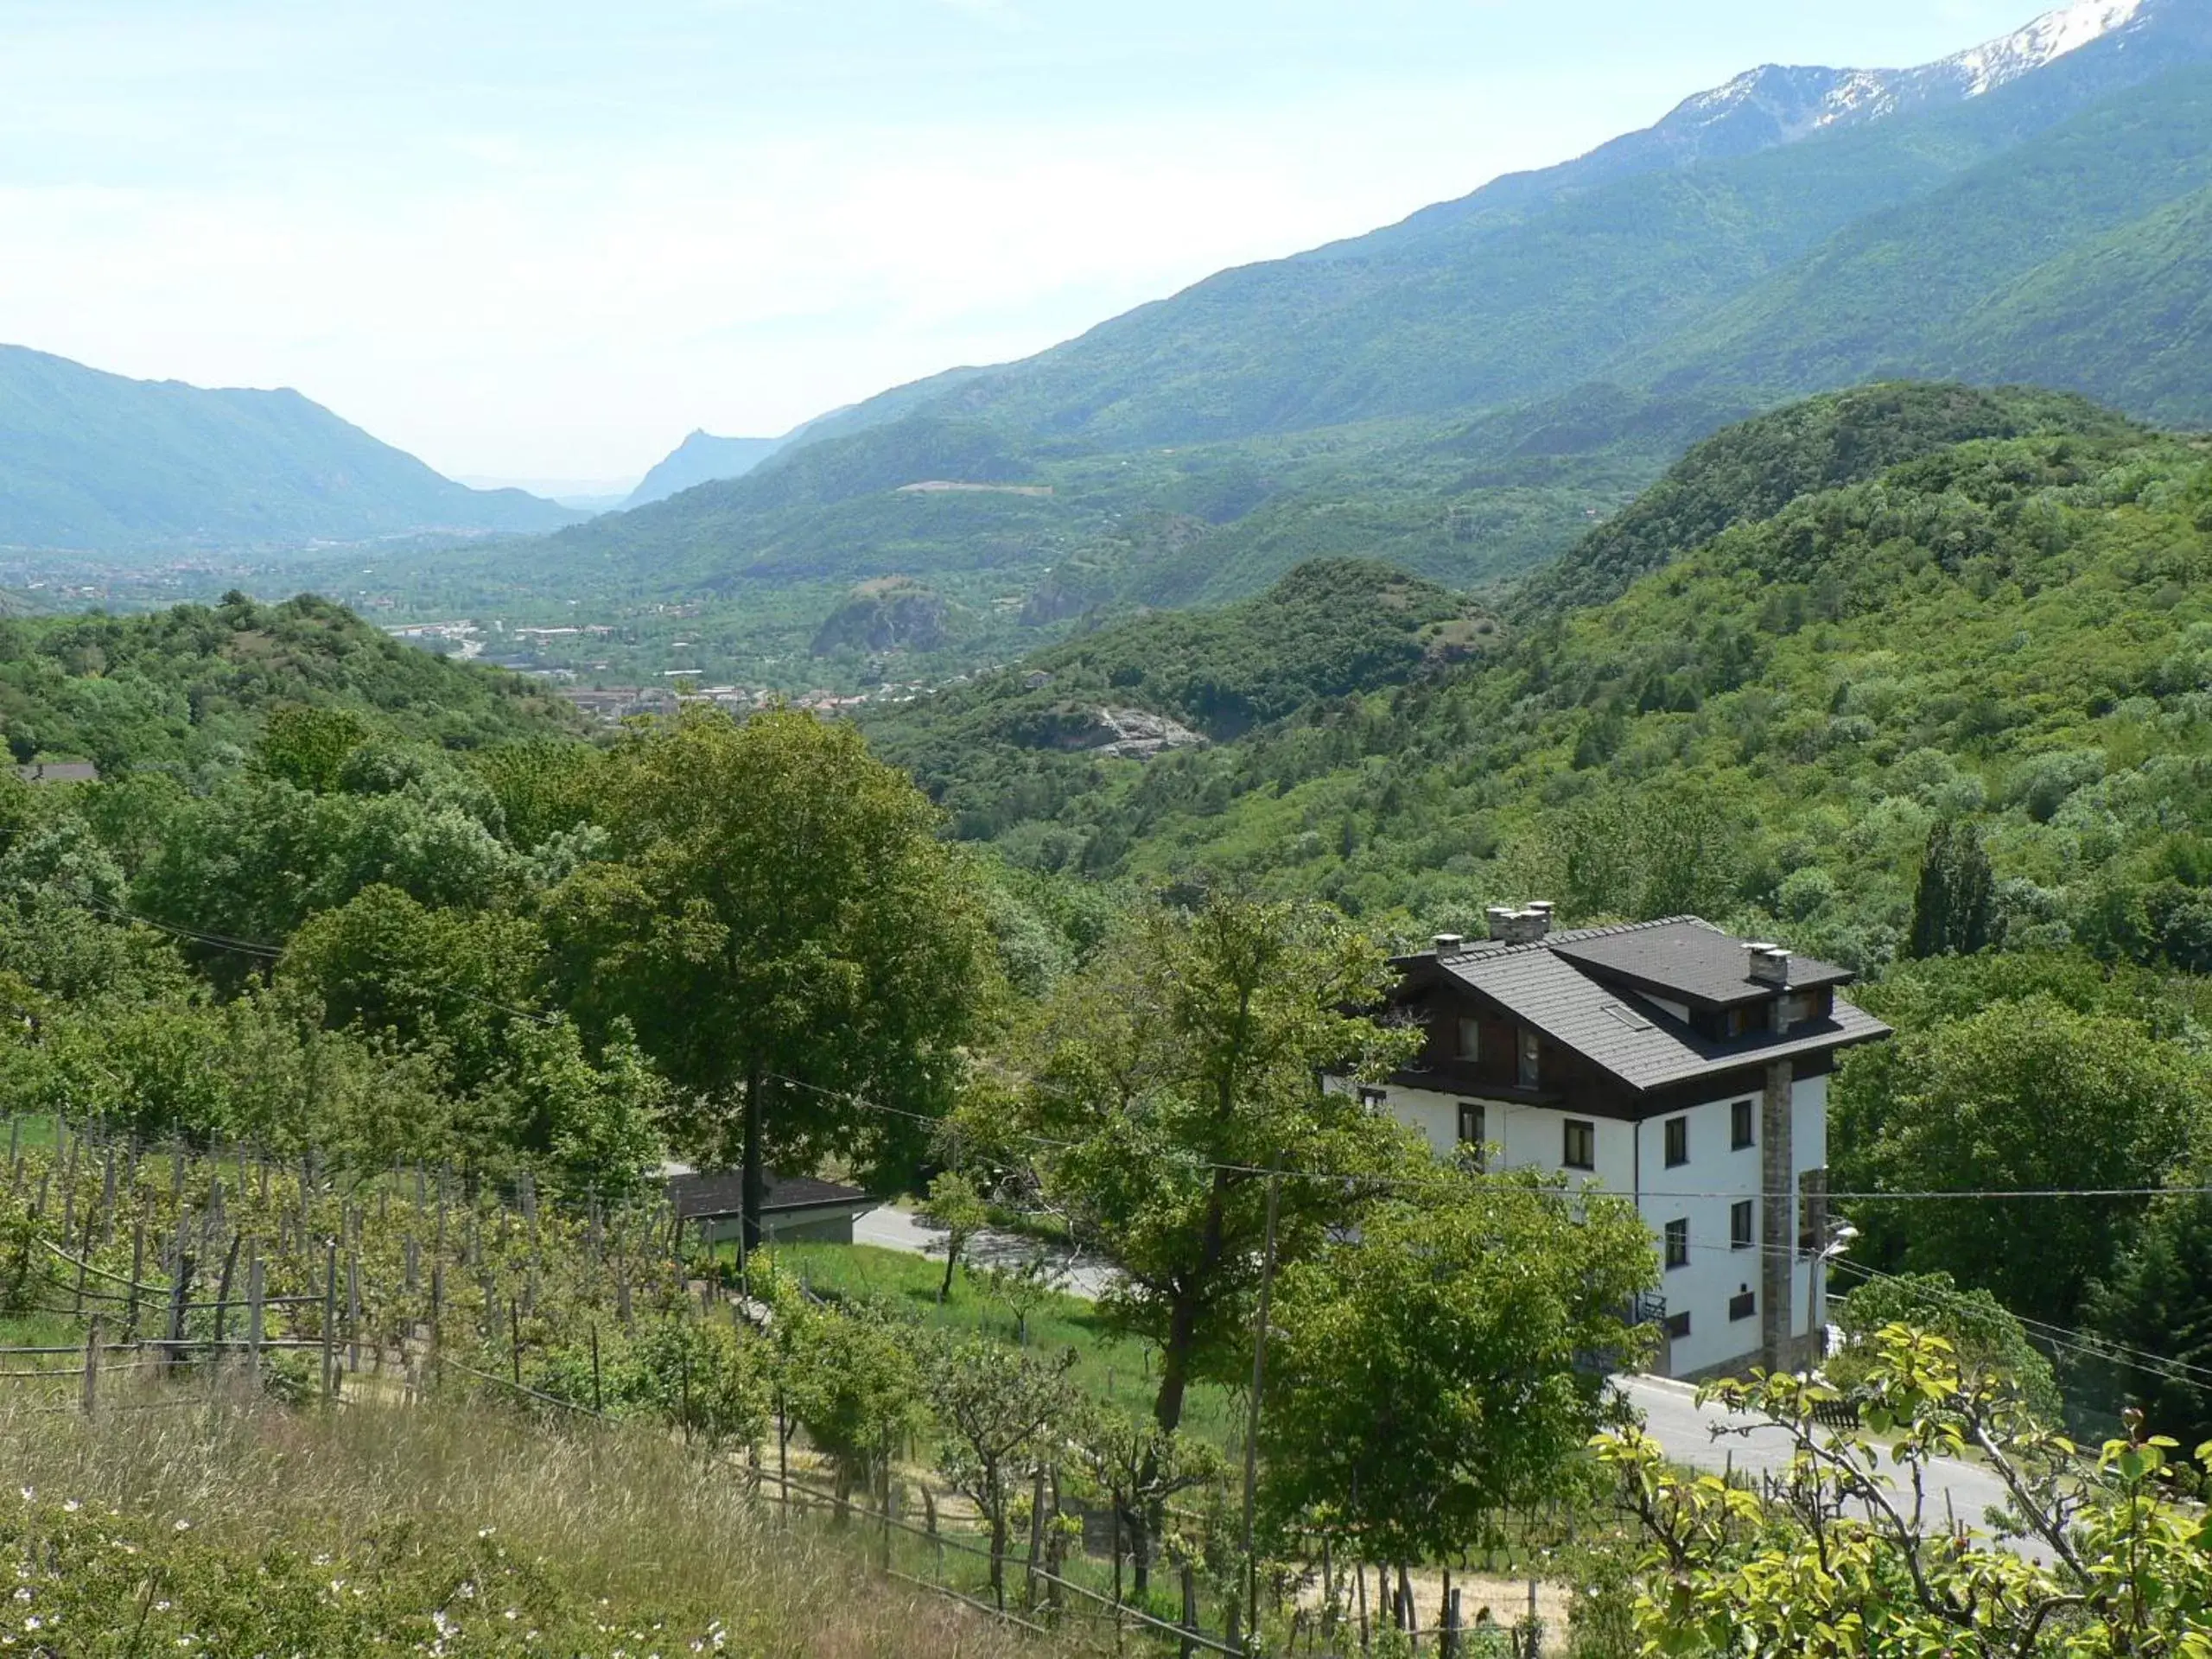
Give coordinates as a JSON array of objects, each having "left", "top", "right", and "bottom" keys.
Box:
[
  {"left": 1485, "top": 903, "right": 1554, "bottom": 945},
  {"left": 1745, "top": 943, "right": 1792, "bottom": 987}
]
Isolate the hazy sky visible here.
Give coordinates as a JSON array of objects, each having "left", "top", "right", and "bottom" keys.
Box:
[{"left": 0, "top": 0, "right": 2050, "bottom": 484}]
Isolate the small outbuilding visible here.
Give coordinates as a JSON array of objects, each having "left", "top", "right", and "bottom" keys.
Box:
[{"left": 663, "top": 1167, "right": 874, "bottom": 1246}]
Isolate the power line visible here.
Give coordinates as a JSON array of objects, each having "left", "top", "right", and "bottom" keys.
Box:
[
  {"left": 779, "top": 1071, "right": 2212, "bottom": 1205},
  {"left": 83, "top": 899, "right": 558, "bottom": 1027}
]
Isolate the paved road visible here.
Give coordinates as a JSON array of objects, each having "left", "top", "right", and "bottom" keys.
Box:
[
  {"left": 855, "top": 1205, "right": 2044, "bottom": 1559},
  {"left": 852, "top": 1202, "right": 1114, "bottom": 1299},
  {"left": 1618, "top": 1374, "right": 2044, "bottom": 1560}
]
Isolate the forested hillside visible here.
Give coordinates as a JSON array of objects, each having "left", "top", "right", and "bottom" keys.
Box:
[
  {"left": 0, "top": 593, "right": 581, "bottom": 771},
  {"left": 871, "top": 383, "right": 2212, "bottom": 978},
  {"left": 0, "top": 346, "right": 578, "bottom": 553}
]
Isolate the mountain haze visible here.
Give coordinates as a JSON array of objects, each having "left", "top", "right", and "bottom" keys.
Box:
[
  {"left": 0, "top": 345, "right": 581, "bottom": 555},
  {"left": 483, "top": 0, "right": 2212, "bottom": 669},
  {"left": 623, "top": 430, "right": 788, "bottom": 508}
]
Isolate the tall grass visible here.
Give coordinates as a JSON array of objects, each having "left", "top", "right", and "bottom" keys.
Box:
[{"left": 1, "top": 1385, "right": 1066, "bottom": 1657}]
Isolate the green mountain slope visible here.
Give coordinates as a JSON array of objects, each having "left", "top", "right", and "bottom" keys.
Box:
[
  {"left": 0, "top": 594, "right": 582, "bottom": 772},
  {"left": 1940, "top": 183, "right": 2212, "bottom": 423},
  {"left": 1515, "top": 381, "right": 2133, "bottom": 613},
  {"left": 798, "top": 6, "right": 2211, "bottom": 454},
  {"left": 865, "top": 386, "right": 2212, "bottom": 976},
  {"left": 861, "top": 560, "right": 1487, "bottom": 848},
  {"left": 0, "top": 346, "right": 580, "bottom": 554},
  {"left": 1637, "top": 67, "right": 2212, "bottom": 408},
  {"left": 485, "top": 10, "right": 2212, "bottom": 655}
]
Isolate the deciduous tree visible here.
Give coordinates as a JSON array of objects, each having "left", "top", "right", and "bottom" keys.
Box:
[
  {"left": 1261, "top": 1162, "right": 1656, "bottom": 1565},
  {"left": 546, "top": 707, "right": 1000, "bottom": 1251}
]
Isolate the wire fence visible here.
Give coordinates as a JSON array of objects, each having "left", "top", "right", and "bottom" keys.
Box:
[{"left": 0, "top": 1113, "right": 1560, "bottom": 1657}]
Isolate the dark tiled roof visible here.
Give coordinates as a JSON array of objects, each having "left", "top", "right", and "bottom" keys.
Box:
[
  {"left": 1548, "top": 919, "right": 1853, "bottom": 1007},
  {"left": 666, "top": 1170, "right": 870, "bottom": 1221},
  {"left": 1427, "top": 918, "right": 1889, "bottom": 1094}
]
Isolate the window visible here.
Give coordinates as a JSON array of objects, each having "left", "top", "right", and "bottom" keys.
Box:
[
  {"left": 1562, "top": 1118, "right": 1596, "bottom": 1172},
  {"left": 1516, "top": 1027, "right": 1541, "bottom": 1089},
  {"left": 1784, "top": 990, "right": 1821, "bottom": 1027},
  {"left": 1732, "top": 1098, "right": 1755, "bottom": 1150},
  {"left": 1663, "top": 1116, "right": 1688, "bottom": 1168},
  {"left": 1731, "top": 1199, "right": 1754, "bottom": 1250},
  {"left": 1663, "top": 1311, "right": 1692, "bottom": 1342},
  {"left": 1456, "top": 1103, "right": 1484, "bottom": 1147},
  {"left": 1456, "top": 1018, "right": 1481, "bottom": 1061},
  {"left": 1729, "top": 1288, "right": 1758, "bottom": 1323},
  {"left": 1664, "top": 1218, "right": 1689, "bottom": 1270}
]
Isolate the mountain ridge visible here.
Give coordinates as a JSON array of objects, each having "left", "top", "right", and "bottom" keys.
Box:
[{"left": 0, "top": 344, "right": 582, "bottom": 555}]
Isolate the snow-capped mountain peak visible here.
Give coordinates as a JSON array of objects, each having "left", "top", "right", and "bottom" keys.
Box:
[
  {"left": 1653, "top": 0, "right": 2158, "bottom": 149},
  {"left": 1940, "top": 0, "right": 2147, "bottom": 98}
]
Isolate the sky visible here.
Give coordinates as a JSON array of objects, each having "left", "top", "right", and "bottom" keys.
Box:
[{"left": 0, "top": 0, "right": 2056, "bottom": 486}]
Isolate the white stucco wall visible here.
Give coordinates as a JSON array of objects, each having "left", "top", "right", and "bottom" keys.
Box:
[{"left": 1356, "top": 1072, "right": 1830, "bottom": 1379}]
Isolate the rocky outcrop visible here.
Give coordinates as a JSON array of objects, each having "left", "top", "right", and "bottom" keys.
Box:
[
  {"left": 1052, "top": 705, "right": 1206, "bottom": 760},
  {"left": 810, "top": 578, "right": 951, "bottom": 656}
]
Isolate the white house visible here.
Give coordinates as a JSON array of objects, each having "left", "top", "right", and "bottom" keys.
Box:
[{"left": 1347, "top": 907, "right": 1891, "bottom": 1379}]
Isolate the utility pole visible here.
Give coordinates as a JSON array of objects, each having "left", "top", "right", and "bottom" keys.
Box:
[{"left": 1241, "top": 1152, "right": 1283, "bottom": 1656}]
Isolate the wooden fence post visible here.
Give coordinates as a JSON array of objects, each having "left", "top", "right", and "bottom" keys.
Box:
[
  {"left": 590, "top": 1321, "right": 602, "bottom": 1414},
  {"left": 80, "top": 1314, "right": 103, "bottom": 1418},
  {"left": 163, "top": 1254, "right": 193, "bottom": 1378},
  {"left": 346, "top": 1249, "right": 361, "bottom": 1373},
  {"left": 321, "top": 1239, "right": 338, "bottom": 1403},
  {"left": 1180, "top": 1565, "right": 1198, "bottom": 1659},
  {"left": 1025, "top": 1463, "right": 1048, "bottom": 1611},
  {"left": 246, "top": 1251, "right": 265, "bottom": 1385},
  {"left": 125, "top": 1214, "right": 145, "bottom": 1341}
]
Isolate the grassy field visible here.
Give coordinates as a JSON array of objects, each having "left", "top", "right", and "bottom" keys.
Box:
[
  {"left": 761, "top": 1241, "right": 1243, "bottom": 1447},
  {"left": 0, "top": 1386, "right": 1083, "bottom": 1658}
]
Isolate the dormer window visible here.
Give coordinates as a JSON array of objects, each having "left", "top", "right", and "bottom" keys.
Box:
[{"left": 1457, "top": 1017, "right": 1481, "bottom": 1061}]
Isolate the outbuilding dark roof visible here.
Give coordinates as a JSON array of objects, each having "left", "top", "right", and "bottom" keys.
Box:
[
  {"left": 1421, "top": 918, "right": 1888, "bottom": 1094},
  {"left": 665, "top": 1170, "right": 871, "bottom": 1223}
]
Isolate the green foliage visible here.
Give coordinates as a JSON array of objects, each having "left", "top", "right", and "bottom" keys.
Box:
[
  {"left": 1517, "top": 382, "right": 2121, "bottom": 614},
  {"left": 0, "top": 593, "right": 578, "bottom": 772},
  {"left": 1598, "top": 1325, "right": 2212, "bottom": 1657},
  {"left": 0, "top": 1498, "right": 621, "bottom": 1656},
  {"left": 865, "top": 391, "right": 2212, "bottom": 976},
  {"left": 1828, "top": 1271, "right": 2062, "bottom": 1422},
  {"left": 254, "top": 702, "right": 373, "bottom": 792},
  {"left": 923, "top": 1335, "right": 1089, "bottom": 1603},
  {"left": 1833, "top": 995, "right": 2206, "bottom": 1327},
  {"left": 0, "top": 1187, "right": 54, "bottom": 1314},
  {"left": 1905, "top": 817, "right": 1997, "bottom": 958},
  {"left": 919, "top": 1169, "right": 990, "bottom": 1303},
  {"left": 863, "top": 559, "right": 1490, "bottom": 849},
  {"left": 997, "top": 894, "right": 1421, "bottom": 1436},
  {"left": 2087, "top": 1177, "right": 2212, "bottom": 1457},
  {"left": 1261, "top": 1162, "right": 1656, "bottom": 1563},
  {"left": 545, "top": 706, "right": 1001, "bottom": 1230}
]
